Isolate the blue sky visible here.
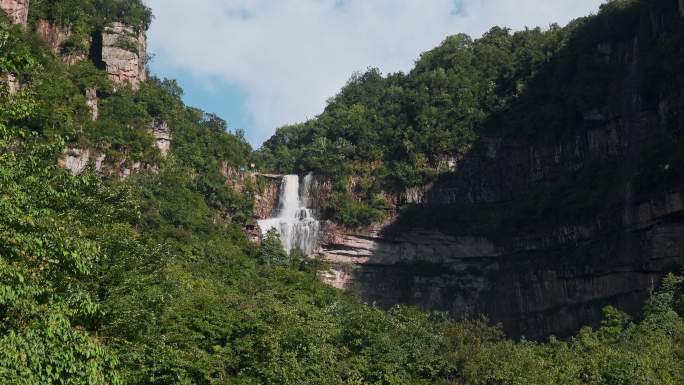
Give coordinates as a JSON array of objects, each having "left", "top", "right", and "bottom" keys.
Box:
[
  {"left": 145, "top": 0, "right": 605, "bottom": 148},
  {"left": 147, "top": 67, "right": 254, "bottom": 136}
]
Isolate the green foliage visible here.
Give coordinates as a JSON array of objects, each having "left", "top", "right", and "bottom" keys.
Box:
[
  {"left": 113, "top": 33, "right": 139, "bottom": 53},
  {"left": 257, "top": 229, "right": 290, "bottom": 266},
  {"left": 29, "top": 0, "right": 152, "bottom": 31},
  {"left": 259, "top": 0, "right": 684, "bottom": 232},
  {"left": 0, "top": 21, "right": 40, "bottom": 74},
  {"left": 0, "top": 96, "right": 120, "bottom": 384},
  {"left": 1, "top": 1, "right": 684, "bottom": 384},
  {"left": 328, "top": 191, "right": 388, "bottom": 229}
]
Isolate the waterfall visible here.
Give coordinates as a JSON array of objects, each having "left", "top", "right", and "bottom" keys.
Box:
[{"left": 257, "top": 174, "right": 320, "bottom": 255}]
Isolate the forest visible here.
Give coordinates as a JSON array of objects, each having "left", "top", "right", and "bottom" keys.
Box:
[{"left": 0, "top": 0, "right": 683, "bottom": 384}]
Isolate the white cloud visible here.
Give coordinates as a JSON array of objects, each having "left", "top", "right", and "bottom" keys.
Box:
[{"left": 144, "top": 0, "right": 604, "bottom": 145}]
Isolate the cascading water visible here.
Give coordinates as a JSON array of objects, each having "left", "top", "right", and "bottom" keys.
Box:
[{"left": 257, "top": 173, "right": 320, "bottom": 255}]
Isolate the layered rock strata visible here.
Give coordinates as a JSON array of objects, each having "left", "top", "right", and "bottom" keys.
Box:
[
  {"left": 313, "top": 36, "right": 684, "bottom": 339},
  {"left": 101, "top": 22, "right": 147, "bottom": 90}
]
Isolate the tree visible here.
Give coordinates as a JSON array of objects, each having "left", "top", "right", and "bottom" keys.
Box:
[{"left": 258, "top": 229, "right": 289, "bottom": 266}]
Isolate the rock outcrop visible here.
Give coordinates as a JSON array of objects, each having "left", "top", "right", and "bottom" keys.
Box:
[
  {"left": 253, "top": 175, "right": 282, "bottom": 218},
  {"left": 36, "top": 20, "right": 70, "bottom": 52},
  {"left": 101, "top": 22, "right": 147, "bottom": 90},
  {"left": 222, "top": 164, "right": 283, "bottom": 219},
  {"left": 35, "top": 20, "right": 87, "bottom": 65},
  {"left": 59, "top": 147, "right": 153, "bottom": 179},
  {"left": 0, "top": 0, "right": 28, "bottom": 26},
  {"left": 3, "top": 73, "right": 19, "bottom": 94},
  {"left": 58, "top": 148, "right": 105, "bottom": 175},
  {"left": 85, "top": 88, "right": 98, "bottom": 121},
  {"left": 151, "top": 119, "right": 171, "bottom": 157}
]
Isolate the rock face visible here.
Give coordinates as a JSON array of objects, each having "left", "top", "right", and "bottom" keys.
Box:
[
  {"left": 0, "top": 0, "right": 28, "bottom": 26},
  {"left": 315, "top": 36, "right": 684, "bottom": 339},
  {"left": 222, "top": 164, "right": 283, "bottom": 219},
  {"left": 59, "top": 147, "right": 152, "bottom": 179},
  {"left": 101, "top": 22, "right": 147, "bottom": 90},
  {"left": 35, "top": 20, "right": 87, "bottom": 65},
  {"left": 85, "top": 88, "right": 98, "bottom": 121},
  {"left": 317, "top": 196, "right": 684, "bottom": 339},
  {"left": 36, "top": 20, "right": 70, "bottom": 52},
  {"left": 151, "top": 119, "right": 171, "bottom": 157},
  {"left": 58, "top": 148, "right": 105, "bottom": 175},
  {"left": 4, "top": 73, "right": 19, "bottom": 94},
  {"left": 253, "top": 175, "right": 282, "bottom": 218}
]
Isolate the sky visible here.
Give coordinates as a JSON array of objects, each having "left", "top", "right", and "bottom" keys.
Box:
[{"left": 144, "top": 0, "right": 605, "bottom": 148}]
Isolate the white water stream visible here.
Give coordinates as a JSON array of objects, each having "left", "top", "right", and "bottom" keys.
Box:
[{"left": 257, "top": 174, "right": 320, "bottom": 255}]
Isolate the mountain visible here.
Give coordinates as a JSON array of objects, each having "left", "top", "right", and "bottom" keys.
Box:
[{"left": 0, "top": 0, "right": 683, "bottom": 384}]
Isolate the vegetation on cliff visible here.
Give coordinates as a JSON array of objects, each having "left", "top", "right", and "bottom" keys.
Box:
[
  {"left": 257, "top": 0, "right": 684, "bottom": 230},
  {"left": 1, "top": 0, "right": 684, "bottom": 384}
]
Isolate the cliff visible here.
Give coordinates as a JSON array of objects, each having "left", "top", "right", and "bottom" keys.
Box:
[
  {"left": 0, "top": 0, "right": 28, "bottom": 26},
  {"left": 37, "top": 17, "right": 165, "bottom": 177},
  {"left": 101, "top": 22, "right": 147, "bottom": 90},
  {"left": 59, "top": 119, "right": 170, "bottom": 177},
  {"left": 35, "top": 20, "right": 88, "bottom": 65},
  {"left": 306, "top": 5, "right": 684, "bottom": 339},
  {"left": 250, "top": 128, "right": 684, "bottom": 340}
]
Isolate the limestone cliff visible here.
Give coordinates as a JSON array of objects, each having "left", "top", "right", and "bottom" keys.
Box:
[
  {"left": 313, "top": 33, "right": 684, "bottom": 339},
  {"left": 85, "top": 87, "right": 98, "bottom": 121},
  {"left": 35, "top": 20, "right": 88, "bottom": 65},
  {"left": 58, "top": 147, "right": 153, "bottom": 178},
  {"left": 316, "top": 108, "right": 684, "bottom": 338},
  {"left": 101, "top": 22, "right": 147, "bottom": 90},
  {"left": 0, "top": 0, "right": 28, "bottom": 26},
  {"left": 58, "top": 148, "right": 104, "bottom": 175}
]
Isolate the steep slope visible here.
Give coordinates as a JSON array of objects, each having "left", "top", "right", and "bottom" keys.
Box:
[{"left": 258, "top": 0, "right": 684, "bottom": 338}]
